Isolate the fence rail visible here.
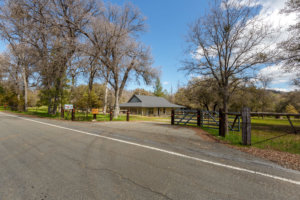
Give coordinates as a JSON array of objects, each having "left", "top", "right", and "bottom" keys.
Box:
[
  {"left": 172, "top": 109, "right": 241, "bottom": 132},
  {"left": 171, "top": 108, "right": 300, "bottom": 146}
]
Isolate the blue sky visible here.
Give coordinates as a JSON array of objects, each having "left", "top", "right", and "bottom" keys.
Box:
[
  {"left": 1, "top": 0, "right": 296, "bottom": 92},
  {"left": 108, "top": 0, "right": 209, "bottom": 92},
  {"left": 109, "top": 0, "right": 296, "bottom": 92}
]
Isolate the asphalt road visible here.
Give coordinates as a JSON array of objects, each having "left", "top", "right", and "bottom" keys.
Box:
[{"left": 0, "top": 112, "right": 299, "bottom": 200}]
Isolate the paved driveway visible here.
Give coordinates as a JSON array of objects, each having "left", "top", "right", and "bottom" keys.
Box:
[{"left": 0, "top": 112, "right": 299, "bottom": 200}]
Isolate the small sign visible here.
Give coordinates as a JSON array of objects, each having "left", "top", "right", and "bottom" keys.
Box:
[
  {"left": 92, "top": 108, "right": 99, "bottom": 115},
  {"left": 64, "top": 104, "right": 73, "bottom": 110}
]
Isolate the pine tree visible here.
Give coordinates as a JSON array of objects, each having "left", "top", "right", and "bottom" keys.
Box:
[{"left": 153, "top": 78, "right": 165, "bottom": 97}]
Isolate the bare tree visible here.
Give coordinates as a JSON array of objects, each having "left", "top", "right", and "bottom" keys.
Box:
[
  {"left": 8, "top": 0, "right": 99, "bottom": 114},
  {"left": 79, "top": 42, "right": 104, "bottom": 110},
  {"left": 67, "top": 52, "right": 85, "bottom": 89},
  {"left": 81, "top": 3, "right": 157, "bottom": 118},
  {"left": 182, "top": 0, "right": 275, "bottom": 135},
  {"left": 0, "top": 52, "right": 23, "bottom": 108},
  {"left": 0, "top": 0, "right": 37, "bottom": 111},
  {"left": 280, "top": 0, "right": 300, "bottom": 86},
  {"left": 102, "top": 70, "right": 111, "bottom": 114},
  {"left": 257, "top": 74, "right": 273, "bottom": 113}
]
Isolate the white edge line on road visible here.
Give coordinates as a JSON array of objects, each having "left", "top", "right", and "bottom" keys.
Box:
[{"left": 1, "top": 112, "right": 300, "bottom": 186}]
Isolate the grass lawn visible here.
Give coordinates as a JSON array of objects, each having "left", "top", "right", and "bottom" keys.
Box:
[
  {"left": 0, "top": 106, "right": 170, "bottom": 122},
  {"left": 203, "top": 117, "right": 300, "bottom": 154},
  {"left": 0, "top": 106, "right": 61, "bottom": 118}
]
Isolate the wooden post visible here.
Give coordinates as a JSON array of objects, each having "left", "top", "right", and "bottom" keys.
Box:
[
  {"left": 127, "top": 110, "right": 130, "bottom": 121},
  {"left": 200, "top": 111, "right": 204, "bottom": 127},
  {"left": 93, "top": 114, "right": 96, "bottom": 120},
  {"left": 61, "top": 108, "right": 64, "bottom": 118},
  {"left": 72, "top": 108, "right": 75, "bottom": 121},
  {"left": 171, "top": 110, "right": 175, "bottom": 125},
  {"left": 110, "top": 110, "right": 113, "bottom": 121},
  {"left": 241, "top": 107, "right": 251, "bottom": 145},
  {"left": 219, "top": 108, "right": 225, "bottom": 137},
  {"left": 197, "top": 110, "right": 201, "bottom": 127}
]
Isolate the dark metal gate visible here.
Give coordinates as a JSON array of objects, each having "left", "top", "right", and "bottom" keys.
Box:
[{"left": 173, "top": 109, "right": 240, "bottom": 132}]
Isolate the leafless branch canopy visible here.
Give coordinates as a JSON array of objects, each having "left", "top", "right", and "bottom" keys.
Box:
[{"left": 183, "top": 0, "right": 275, "bottom": 91}]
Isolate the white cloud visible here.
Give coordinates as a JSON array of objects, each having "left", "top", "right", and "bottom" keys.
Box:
[
  {"left": 258, "top": 64, "right": 296, "bottom": 85},
  {"left": 257, "top": 64, "right": 299, "bottom": 91},
  {"left": 267, "top": 87, "right": 298, "bottom": 92},
  {"left": 163, "top": 81, "right": 169, "bottom": 85},
  {"left": 195, "top": 0, "right": 296, "bottom": 61},
  {"left": 189, "top": 74, "right": 203, "bottom": 80},
  {"left": 241, "top": 0, "right": 296, "bottom": 40},
  {"left": 192, "top": 0, "right": 297, "bottom": 91}
]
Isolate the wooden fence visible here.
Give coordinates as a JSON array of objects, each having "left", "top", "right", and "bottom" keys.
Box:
[
  {"left": 171, "top": 108, "right": 300, "bottom": 146},
  {"left": 60, "top": 108, "right": 131, "bottom": 121},
  {"left": 225, "top": 108, "right": 300, "bottom": 145},
  {"left": 171, "top": 109, "right": 241, "bottom": 131}
]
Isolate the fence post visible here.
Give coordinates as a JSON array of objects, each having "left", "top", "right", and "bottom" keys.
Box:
[
  {"left": 219, "top": 108, "right": 225, "bottom": 137},
  {"left": 127, "top": 110, "right": 130, "bottom": 121},
  {"left": 171, "top": 110, "right": 175, "bottom": 125},
  {"left": 241, "top": 107, "right": 251, "bottom": 145},
  {"left": 110, "top": 110, "right": 113, "bottom": 121},
  {"left": 197, "top": 110, "right": 201, "bottom": 127},
  {"left": 61, "top": 108, "right": 64, "bottom": 118},
  {"left": 72, "top": 108, "right": 75, "bottom": 121},
  {"left": 200, "top": 111, "right": 204, "bottom": 127}
]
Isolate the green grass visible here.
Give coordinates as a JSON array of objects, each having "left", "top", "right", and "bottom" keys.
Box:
[
  {"left": 0, "top": 106, "right": 170, "bottom": 122},
  {"left": 202, "top": 117, "right": 300, "bottom": 154},
  {"left": 1, "top": 106, "right": 61, "bottom": 118}
]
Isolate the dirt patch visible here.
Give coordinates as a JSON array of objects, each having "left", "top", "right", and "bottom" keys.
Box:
[
  {"left": 190, "top": 127, "right": 219, "bottom": 142},
  {"left": 231, "top": 146, "right": 300, "bottom": 171},
  {"left": 190, "top": 127, "right": 300, "bottom": 171}
]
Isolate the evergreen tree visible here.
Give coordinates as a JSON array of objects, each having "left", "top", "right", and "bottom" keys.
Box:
[{"left": 153, "top": 78, "right": 165, "bottom": 97}]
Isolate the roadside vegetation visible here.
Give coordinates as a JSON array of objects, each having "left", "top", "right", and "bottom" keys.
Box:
[
  {"left": 0, "top": 106, "right": 169, "bottom": 122},
  {"left": 203, "top": 117, "right": 300, "bottom": 154},
  {"left": 1, "top": 105, "right": 299, "bottom": 154}
]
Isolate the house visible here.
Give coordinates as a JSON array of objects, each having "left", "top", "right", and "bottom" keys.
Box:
[{"left": 120, "top": 95, "right": 185, "bottom": 116}]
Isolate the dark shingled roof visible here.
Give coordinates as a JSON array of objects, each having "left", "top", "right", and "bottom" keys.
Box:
[{"left": 120, "top": 95, "right": 185, "bottom": 108}]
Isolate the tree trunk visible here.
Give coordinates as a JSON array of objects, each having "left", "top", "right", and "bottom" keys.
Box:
[
  {"left": 213, "top": 103, "right": 218, "bottom": 112},
  {"left": 205, "top": 104, "right": 209, "bottom": 111},
  {"left": 48, "top": 97, "right": 52, "bottom": 114},
  {"left": 71, "top": 75, "right": 76, "bottom": 88},
  {"left": 22, "top": 67, "right": 28, "bottom": 112},
  {"left": 52, "top": 79, "right": 62, "bottom": 115},
  {"left": 52, "top": 94, "right": 58, "bottom": 115},
  {"left": 88, "top": 71, "right": 95, "bottom": 110},
  {"left": 113, "top": 88, "right": 120, "bottom": 118},
  {"left": 223, "top": 92, "right": 229, "bottom": 136},
  {"left": 103, "top": 82, "right": 108, "bottom": 114}
]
